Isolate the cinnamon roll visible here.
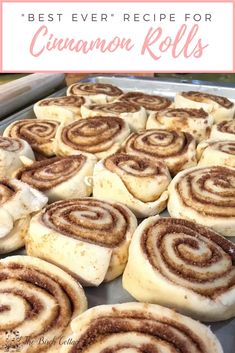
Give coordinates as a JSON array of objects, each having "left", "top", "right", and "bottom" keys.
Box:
[
  {"left": 175, "top": 91, "right": 235, "bottom": 123},
  {"left": 123, "top": 216, "right": 235, "bottom": 322},
  {"left": 210, "top": 120, "right": 235, "bottom": 141},
  {"left": 26, "top": 198, "right": 137, "bottom": 286},
  {"left": 118, "top": 91, "right": 172, "bottom": 114},
  {"left": 93, "top": 153, "right": 171, "bottom": 217},
  {"left": 168, "top": 166, "right": 235, "bottom": 237},
  {"left": 34, "top": 96, "right": 90, "bottom": 124},
  {"left": 67, "top": 82, "right": 123, "bottom": 103},
  {"left": 0, "top": 137, "right": 35, "bottom": 178},
  {"left": 123, "top": 129, "right": 197, "bottom": 176},
  {"left": 60, "top": 303, "right": 223, "bottom": 353},
  {"left": 81, "top": 101, "right": 147, "bottom": 132},
  {"left": 16, "top": 155, "right": 96, "bottom": 202},
  {"left": 55, "top": 116, "right": 130, "bottom": 159},
  {"left": 3, "top": 119, "right": 60, "bottom": 157},
  {"left": 147, "top": 108, "right": 213, "bottom": 142},
  {"left": 197, "top": 140, "right": 235, "bottom": 168},
  {"left": 0, "top": 255, "right": 87, "bottom": 353},
  {"left": 0, "top": 178, "right": 47, "bottom": 253}
]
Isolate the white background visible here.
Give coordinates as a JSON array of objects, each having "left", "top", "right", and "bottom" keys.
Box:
[{"left": 2, "top": 2, "right": 233, "bottom": 71}]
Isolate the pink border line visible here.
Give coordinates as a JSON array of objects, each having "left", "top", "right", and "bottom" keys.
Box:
[{"left": 1, "top": 0, "right": 234, "bottom": 73}]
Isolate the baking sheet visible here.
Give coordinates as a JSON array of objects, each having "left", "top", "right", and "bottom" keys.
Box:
[{"left": 1, "top": 75, "right": 235, "bottom": 352}]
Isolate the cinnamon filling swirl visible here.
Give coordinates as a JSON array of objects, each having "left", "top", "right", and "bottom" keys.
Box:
[
  {"left": 217, "top": 120, "right": 235, "bottom": 134},
  {"left": 119, "top": 92, "right": 171, "bottom": 111},
  {"left": 17, "top": 155, "right": 86, "bottom": 191},
  {"left": 69, "top": 83, "right": 123, "bottom": 96},
  {"left": 88, "top": 101, "right": 140, "bottom": 114},
  {"left": 5, "top": 119, "right": 59, "bottom": 153},
  {"left": 61, "top": 116, "right": 126, "bottom": 153},
  {"left": 39, "top": 96, "right": 86, "bottom": 107},
  {"left": 182, "top": 91, "right": 233, "bottom": 109},
  {"left": 41, "top": 198, "right": 131, "bottom": 247},
  {"left": 0, "top": 137, "right": 23, "bottom": 152},
  {"left": 141, "top": 218, "right": 235, "bottom": 298},
  {"left": 175, "top": 166, "right": 235, "bottom": 217}
]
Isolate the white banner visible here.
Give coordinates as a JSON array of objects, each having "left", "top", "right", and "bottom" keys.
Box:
[{"left": 2, "top": 2, "right": 234, "bottom": 72}]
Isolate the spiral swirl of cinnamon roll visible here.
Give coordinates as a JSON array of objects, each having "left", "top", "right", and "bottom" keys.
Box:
[
  {"left": 55, "top": 116, "right": 130, "bottom": 159},
  {"left": 181, "top": 91, "right": 233, "bottom": 109},
  {"left": 147, "top": 108, "right": 213, "bottom": 142},
  {"left": 81, "top": 101, "right": 147, "bottom": 132},
  {"left": 123, "top": 216, "right": 235, "bottom": 322},
  {"left": 3, "top": 119, "right": 60, "bottom": 157},
  {"left": 93, "top": 153, "right": 170, "bottom": 217},
  {"left": 17, "top": 155, "right": 95, "bottom": 202},
  {"left": 119, "top": 92, "right": 172, "bottom": 112},
  {"left": 27, "top": 198, "right": 137, "bottom": 285},
  {"left": 0, "top": 136, "right": 23, "bottom": 152},
  {"left": 0, "top": 255, "right": 87, "bottom": 353},
  {"left": 39, "top": 96, "right": 86, "bottom": 107},
  {"left": 168, "top": 166, "right": 235, "bottom": 237},
  {"left": 210, "top": 120, "right": 235, "bottom": 142},
  {"left": 67, "top": 83, "right": 123, "bottom": 103},
  {"left": 60, "top": 303, "right": 223, "bottom": 353},
  {"left": 0, "top": 137, "right": 35, "bottom": 178},
  {"left": 175, "top": 91, "right": 235, "bottom": 123},
  {"left": 123, "top": 129, "right": 197, "bottom": 175},
  {"left": 197, "top": 140, "right": 235, "bottom": 168},
  {"left": 0, "top": 178, "right": 47, "bottom": 254}
]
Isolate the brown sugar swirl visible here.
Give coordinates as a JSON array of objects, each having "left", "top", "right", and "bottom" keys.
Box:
[
  {"left": 68, "top": 83, "right": 123, "bottom": 96},
  {"left": 17, "top": 155, "right": 87, "bottom": 191},
  {"left": 123, "top": 216, "right": 235, "bottom": 321},
  {"left": 0, "top": 136, "right": 23, "bottom": 152},
  {"left": 175, "top": 166, "right": 235, "bottom": 217},
  {"left": 88, "top": 101, "right": 141, "bottom": 114},
  {"left": 0, "top": 255, "right": 87, "bottom": 353},
  {"left": 142, "top": 218, "right": 235, "bottom": 297},
  {"left": 39, "top": 96, "right": 86, "bottom": 107},
  {"left": 123, "top": 129, "right": 197, "bottom": 175},
  {"left": 103, "top": 153, "right": 171, "bottom": 202},
  {"left": 41, "top": 198, "right": 132, "bottom": 247},
  {"left": 217, "top": 120, "right": 235, "bottom": 134},
  {"left": 56, "top": 116, "right": 130, "bottom": 159},
  {"left": 0, "top": 179, "right": 16, "bottom": 204},
  {"left": 61, "top": 303, "right": 223, "bottom": 353},
  {"left": 119, "top": 92, "right": 172, "bottom": 111},
  {"left": 182, "top": 91, "right": 233, "bottom": 109},
  {"left": 162, "top": 108, "right": 208, "bottom": 118},
  {"left": 3, "top": 119, "right": 60, "bottom": 156},
  {"left": 168, "top": 166, "right": 235, "bottom": 237}
]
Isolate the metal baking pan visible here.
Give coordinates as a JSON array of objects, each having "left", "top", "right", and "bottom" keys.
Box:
[{"left": 0, "top": 75, "right": 235, "bottom": 353}]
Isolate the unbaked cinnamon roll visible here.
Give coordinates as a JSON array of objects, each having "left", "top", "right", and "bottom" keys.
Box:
[
  {"left": 0, "top": 136, "right": 35, "bottom": 178},
  {"left": 60, "top": 303, "right": 223, "bottom": 353},
  {"left": 168, "top": 166, "right": 235, "bottom": 237},
  {"left": 210, "top": 120, "right": 235, "bottom": 141},
  {"left": 3, "top": 119, "right": 60, "bottom": 157},
  {"left": 118, "top": 91, "right": 172, "bottom": 113},
  {"left": 16, "top": 155, "right": 96, "bottom": 202},
  {"left": 34, "top": 95, "right": 90, "bottom": 124},
  {"left": 26, "top": 198, "right": 137, "bottom": 286},
  {"left": 0, "top": 255, "right": 87, "bottom": 353},
  {"left": 175, "top": 91, "right": 235, "bottom": 123},
  {"left": 67, "top": 82, "right": 123, "bottom": 103},
  {"left": 93, "top": 153, "right": 171, "bottom": 217},
  {"left": 197, "top": 140, "right": 235, "bottom": 168},
  {"left": 123, "top": 129, "right": 197, "bottom": 175},
  {"left": 55, "top": 116, "right": 130, "bottom": 159},
  {"left": 123, "top": 216, "right": 235, "bottom": 322},
  {"left": 147, "top": 108, "right": 213, "bottom": 142},
  {"left": 81, "top": 101, "right": 147, "bottom": 132},
  {"left": 0, "top": 178, "right": 47, "bottom": 254}
]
